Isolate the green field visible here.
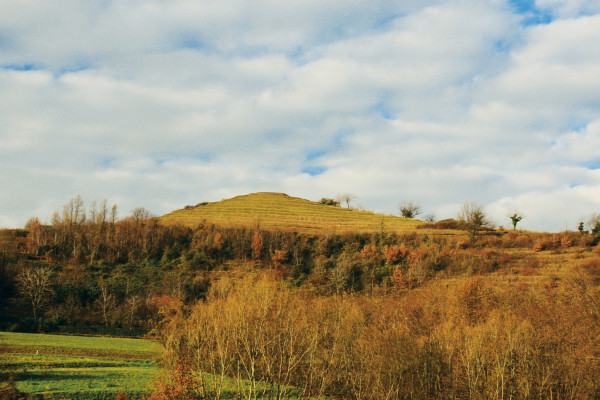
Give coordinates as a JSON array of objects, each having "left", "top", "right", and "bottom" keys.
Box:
[
  {"left": 0, "top": 332, "right": 317, "bottom": 399},
  {"left": 161, "top": 192, "right": 422, "bottom": 234},
  {"left": 0, "top": 332, "right": 161, "bottom": 399}
]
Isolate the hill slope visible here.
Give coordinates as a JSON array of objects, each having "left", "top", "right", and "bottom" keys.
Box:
[{"left": 160, "top": 192, "right": 422, "bottom": 234}]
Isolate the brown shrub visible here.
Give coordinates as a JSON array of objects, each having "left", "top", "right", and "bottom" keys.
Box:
[
  {"left": 533, "top": 238, "right": 553, "bottom": 251},
  {"left": 360, "top": 244, "right": 379, "bottom": 258},
  {"left": 577, "top": 233, "right": 598, "bottom": 247},
  {"left": 520, "top": 267, "right": 538, "bottom": 276},
  {"left": 502, "top": 231, "right": 534, "bottom": 248},
  {"left": 560, "top": 235, "right": 574, "bottom": 248},
  {"left": 384, "top": 244, "right": 408, "bottom": 264},
  {"left": 416, "top": 218, "right": 463, "bottom": 230},
  {"left": 391, "top": 265, "right": 409, "bottom": 289},
  {"left": 456, "top": 239, "right": 470, "bottom": 249},
  {"left": 514, "top": 234, "right": 533, "bottom": 248},
  {"left": 497, "top": 252, "right": 513, "bottom": 268}
]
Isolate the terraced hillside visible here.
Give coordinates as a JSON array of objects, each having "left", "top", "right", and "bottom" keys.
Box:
[{"left": 160, "top": 192, "right": 422, "bottom": 234}]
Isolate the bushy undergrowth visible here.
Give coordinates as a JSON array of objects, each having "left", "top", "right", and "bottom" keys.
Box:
[
  {"left": 156, "top": 271, "right": 600, "bottom": 400},
  {"left": 2, "top": 219, "right": 599, "bottom": 334}
]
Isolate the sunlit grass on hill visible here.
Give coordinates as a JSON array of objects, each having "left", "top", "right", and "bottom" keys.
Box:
[{"left": 160, "top": 192, "right": 422, "bottom": 234}]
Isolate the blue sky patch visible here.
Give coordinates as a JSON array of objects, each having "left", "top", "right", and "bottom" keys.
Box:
[
  {"left": 374, "top": 101, "right": 394, "bottom": 120},
  {"left": 584, "top": 160, "right": 600, "bottom": 170},
  {"left": 302, "top": 166, "right": 327, "bottom": 176},
  {"left": 3, "top": 64, "right": 38, "bottom": 72},
  {"left": 305, "top": 150, "right": 327, "bottom": 161},
  {"left": 509, "top": 0, "right": 553, "bottom": 25},
  {"left": 98, "top": 158, "right": 114, "bottom": 168},
  {"left": 179, "top": 34, "right": 206, "bottom": 51},
  {"left": 372, "top": 13, "right": 404, "bottom": 31},
  {"left": 57, "top": 63, "right": 92, "bottom": 76}
]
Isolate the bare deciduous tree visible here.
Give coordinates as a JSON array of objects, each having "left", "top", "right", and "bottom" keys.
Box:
[
  {"left": 458, "top": 201, "right": 491, "bottom": 242},
  {"left": 63, "top": 195, "right": 86, "bottom": 226},
  {"left": 336, "top": 193, "right": 356, "bottom": 209},
  {"left": 587, "top": 213, "right": 600, "bottom": 237},
  {"left": 97, "top": 277, "right": 114, "bottom": 327},
  {"left": 16, "top": 266, "right": 54, "bottom": 321},
  {"left": 88, "top": 200, "right": 98, "bottom": 224},
  {"left": 131, "top": 207, "right": 153, "bottom": 222},
  {"left": 126, "top": 295, "right": 141, "bottom": 328},
  {"left": 110, "top": 204, "right": 118, "bottom": 224},
  {"left": 398, "top": 201, "right": 422, "bottom": 218},
  {"left": 424, "top": 214, "right": 436, "bottom": 222}
]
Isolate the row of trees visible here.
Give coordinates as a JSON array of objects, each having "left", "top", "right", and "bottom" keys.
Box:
[
  {"left": 318, "top": 193, "right": 356, "bottom": 209},
  {"left": 2, "top": 196, "right": 599, "bottom": 331},
  {"left": 317, "top": 195, "right": 522, "bottom": 238},
  {"left": 4, "top": 196, "right": 600, "bottom": 321},
  {"left": 400, "top": 200, "right": 525, "bottom": 232},
  {"left": 402, "top": 199, "right": 597, "bottom": 241}
]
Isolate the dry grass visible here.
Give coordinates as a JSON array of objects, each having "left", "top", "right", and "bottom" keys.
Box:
[{"left": 160, "top": 192, "right": 423, "bottom": 234}]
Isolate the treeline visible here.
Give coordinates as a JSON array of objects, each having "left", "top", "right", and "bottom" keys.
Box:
[
  {"left": 155, "top": 271, "right": 600, "bottom": 399},
  {"left": 1, "top": 195, "right": 599, "bottom": 335}
]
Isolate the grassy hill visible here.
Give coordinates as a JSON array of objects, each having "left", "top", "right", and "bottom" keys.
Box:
[{"left": 160, "top": 192, "right": 423, "bottom": 234}]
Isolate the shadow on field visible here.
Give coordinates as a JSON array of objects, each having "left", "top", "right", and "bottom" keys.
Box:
[
  {"left": 15, "top": 371, "right": 121, "bottom": 382},
  {"left": 1, "top": 361, "right": 129, "bottom": 369}
]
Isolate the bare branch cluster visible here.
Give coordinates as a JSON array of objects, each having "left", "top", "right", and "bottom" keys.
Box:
[
  {"left": 398, "top": 201, "right": 422, "bottom": 218},
  {"left": 16, "top": 266, "right": 54, "bottom": 321},
  {"left": 458, "top": 201, "right": 492, "bottom": 241}
]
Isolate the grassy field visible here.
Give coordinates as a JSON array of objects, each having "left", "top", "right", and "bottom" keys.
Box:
[
  {"left": 160, "top": 192, "right": 422, "bottom": 234},
  {"left": 0, "top": 332, "right": 161, "bottom": 399},
  {"left": 0, "top": 332, "right": 317, "bottom": 399}
]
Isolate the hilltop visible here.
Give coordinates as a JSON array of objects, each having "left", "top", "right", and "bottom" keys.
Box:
[{"left": 160, "top": 192, "right": 422, "bottom": 234}]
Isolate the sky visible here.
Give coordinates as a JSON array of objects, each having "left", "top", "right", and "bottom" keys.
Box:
[{"left": 1, "top": 0, "right": 600, "bottom": 232}]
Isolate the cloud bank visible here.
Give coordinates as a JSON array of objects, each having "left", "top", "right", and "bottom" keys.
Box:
[{"left": 1, "top": 0, "right": 599, "bottom": 231}]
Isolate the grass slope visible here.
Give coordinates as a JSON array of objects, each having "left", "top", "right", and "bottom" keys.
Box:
[
  {"left": 161, "top": 192, "right": 421, "bottom": 234},
  {"left": 0, "top": 332, "right": 160, "bottom": 399}
]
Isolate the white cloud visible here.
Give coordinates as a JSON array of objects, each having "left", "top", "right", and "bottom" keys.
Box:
[
  {"left": 488, "top": 181, "right": 600, "bottom": 231},
  {"left": 1, "top": 0, "right": 599, "bottom": 231},
  {"left": 477, "top": 14, "right": 600, "bottom": 128},
  {"left": 552, "top": 119, "right": 600, "bottom": 162},
  {"left": 535, "top": 0, "right": 600, "bottom": 18}
]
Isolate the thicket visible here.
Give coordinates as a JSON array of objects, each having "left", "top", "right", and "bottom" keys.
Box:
[{"left": 156, "top": 269, "right": 600, "bottom": 400}]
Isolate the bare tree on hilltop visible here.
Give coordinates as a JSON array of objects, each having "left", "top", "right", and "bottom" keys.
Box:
[
  {"left": 458, "top": 200, "right": 492, "bottom": 241},
  {"left": 398, "top": 201, "right": 422, "bottom": 218},
  {"left": 336, "top": 193, "right": 356, "bottom": 209}
]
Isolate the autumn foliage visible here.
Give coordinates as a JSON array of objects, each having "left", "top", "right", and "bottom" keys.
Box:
[
  {"left": 155, "top": 268, "right": 600, "bottom": 399},
  {"left": 2, "top": 196, "right": 600, "bottom": 398}
]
